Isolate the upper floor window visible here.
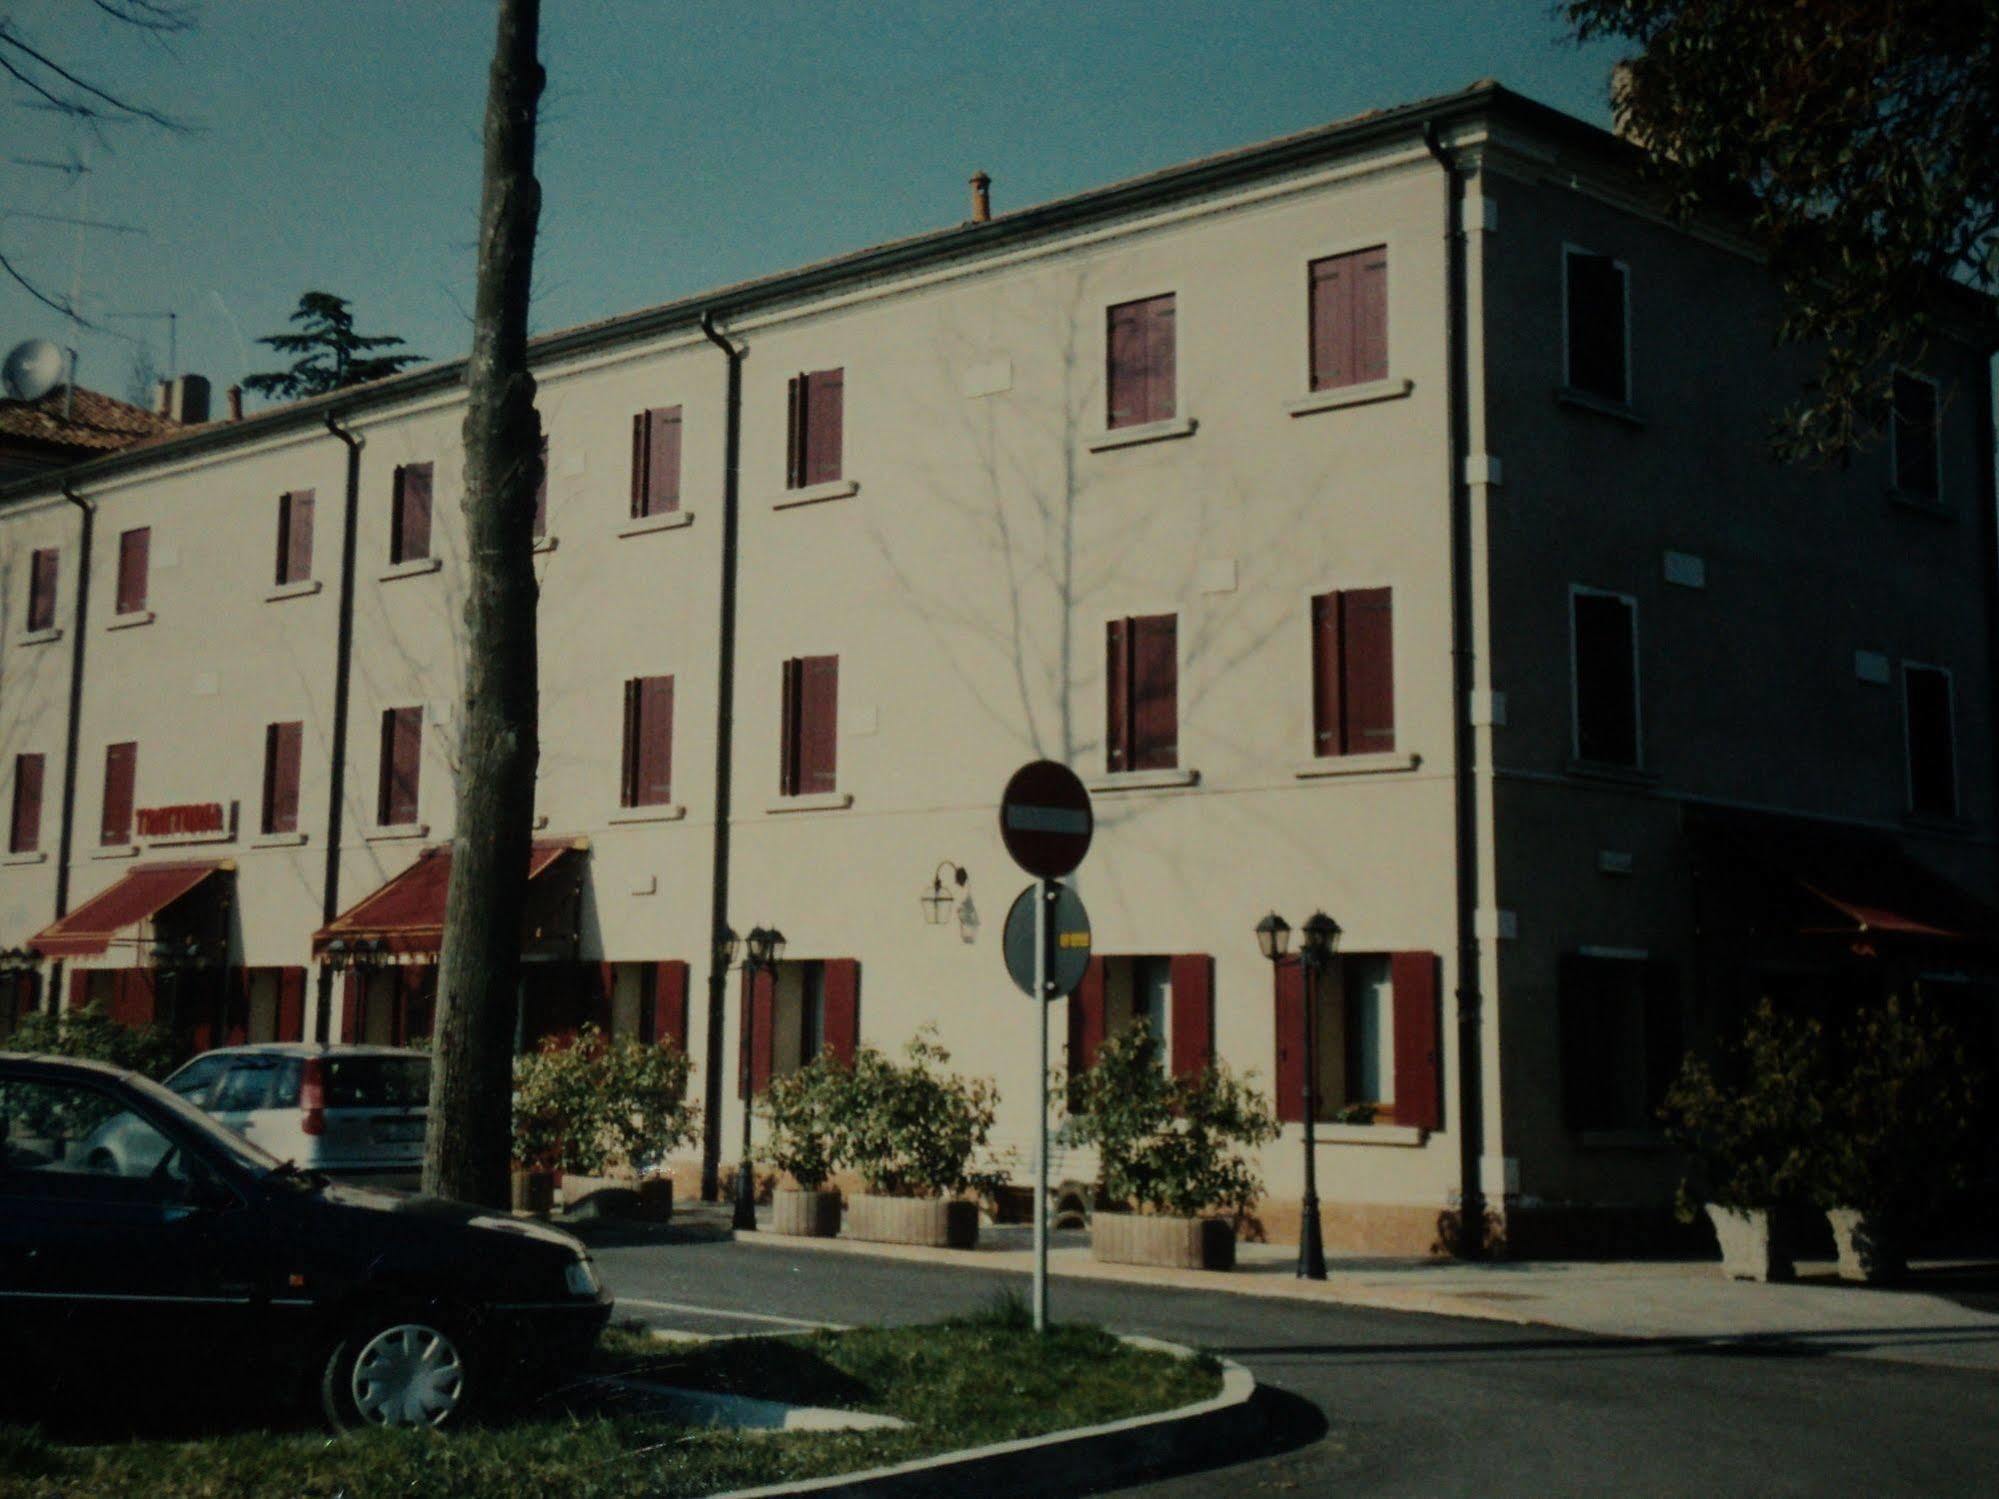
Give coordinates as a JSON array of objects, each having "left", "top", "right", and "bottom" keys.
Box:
[
  {"left": 1105, "top": 613, "right": 1177, "bottom": 773},
  {"left": 1571, "top": 587, "right": 1639, "bottom": 768},
  {"left": 1311, "top": 587, "right": 1394, "bottom": 756},
  {"left": 26, "top": 547, "right": 58, "bottom": 632},
  {"left": 100, "top": 741, "right": 136, "bottom": 845},
  {"left": 114, "top": 527, "right": 150, "bottom": 615},
  {"left": 1309, "top": 248, "right": 1388, "bottom": 391},
  {"left": 786, "top": 371, "right": 844, "bottom": 489},
  {"left": 275, "top": 490, "right": 315, "bottom": 585},
  {"left": 1107, "top": 294, "right": 1175, "bottom": 429},
  {"left": 620, "top": 675, "right": 675, "bottom": 808},
  {"left": 1891, "top": 372, "right": 1941, "bottom": 501},
  {"left": 1904, "top": 662, "right": 1956, "bottom": 818},
  {"left": 778, "top": 655, "right": 839, "bottom": 796},
  {"left": 10, "top": 753, "right": 44, "bottom": 854},
  {"left": 261, "top": 720, "right": 303, "bottom": 835},
  {"left": 1564, "top": 248, "right": 1629, "bottom": 405},
  {"left": 377, "top": 707, "right": 422, "bottom": 826},
  {"left": 631, "top": 407, "right": 682, "bottom": 518},
  {"left": 390, "top": 463, "right": 433, "bottom": 564},
  {"left": 1559, "top": 953, "right": 1680, "bottom": 1134}
]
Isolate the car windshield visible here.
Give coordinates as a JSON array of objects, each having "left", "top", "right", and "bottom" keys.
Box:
[{"left": 126, "top": 1070, "right": 286, "bottom": 1174}]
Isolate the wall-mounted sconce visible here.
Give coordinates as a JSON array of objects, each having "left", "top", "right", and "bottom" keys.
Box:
[{"left": 922, "top": 861, "right": 968, "bottom": 926}]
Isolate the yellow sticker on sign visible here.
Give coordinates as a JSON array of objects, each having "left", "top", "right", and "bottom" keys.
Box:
[{"left": 1058, "top": 931, "right": 1091, "bottom": 949}]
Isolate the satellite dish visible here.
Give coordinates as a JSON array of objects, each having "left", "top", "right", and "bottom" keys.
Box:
[{"left": 3, "top": 339, "right": 67, "bottom": 402}]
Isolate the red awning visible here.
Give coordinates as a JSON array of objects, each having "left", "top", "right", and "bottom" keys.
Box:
[
  {"left": 312, "top": 839, "right": 583, "bottom": 957},
  {"left": 30, "top": 860, "right": 232, "bottom": 959}
]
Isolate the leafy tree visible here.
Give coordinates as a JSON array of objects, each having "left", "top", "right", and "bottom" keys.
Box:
[
  {"left": 827, "top": 1030, "right": 1008, "bottom": 1199},
  {"left": 5, "top": 1001, "right": 176, "bottom": 1080},
  {"left": 242, "top": 291, "right": 423, "bottom": 400},
  {"left": 1563, "top": 1, "right": 1998, "bottom": 460}
]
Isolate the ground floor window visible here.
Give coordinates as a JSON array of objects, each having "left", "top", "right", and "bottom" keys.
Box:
[
  {"left": 348, "top": 966, "right": 436, "bottom": 1048},
  {"left": 1067, "top": 954, "right": 1214, "bottom": 1083},
  {"left": 1559, "top": 952, "right": 1681, "bottom": 1133},
  {"left": 1274, "top": 951, "right": 1440, "bottom": 1128},
  {"left": 741, "top": 958, "right": 859, "bottom": 1096}
]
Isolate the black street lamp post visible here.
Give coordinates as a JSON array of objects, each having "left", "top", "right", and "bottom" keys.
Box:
[
  {"left": 732, "top": 924, "right": 783, "bottom": 1232},
  {"left": 1257, "top": 908, "right": 1339, "bottom": 1280}
]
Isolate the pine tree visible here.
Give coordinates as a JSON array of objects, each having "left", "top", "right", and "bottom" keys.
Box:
[{"left": 243, "top": 292, "right": 423, "bottom": 400}]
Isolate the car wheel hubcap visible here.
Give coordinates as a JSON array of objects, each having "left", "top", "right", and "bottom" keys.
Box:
[{"left": 351, "top": 1323, "right": 465, "bottom": 1427}]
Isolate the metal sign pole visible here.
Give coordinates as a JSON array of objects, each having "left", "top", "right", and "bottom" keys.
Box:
[{"left": 1033, "top": 877, "right": 1051, "bottom": 1334}]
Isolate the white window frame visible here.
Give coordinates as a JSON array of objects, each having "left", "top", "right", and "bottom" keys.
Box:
[
  {"left": 1901, "top": 659, "right": 1958, "bottom": 818},
  {"left": 1569, "top": 584, "right": 1643, "bottom": 768},
  {"left": 1560, "top": 243, "right": 1633, "bottom": 407},
  {"left": 1889, "top": 367, "right": 1945, "bottom": 503}
]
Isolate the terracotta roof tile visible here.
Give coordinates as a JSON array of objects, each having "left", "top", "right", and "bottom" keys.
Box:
[{"left": 0, "top": 384, "right": 178, "bottom": 455}]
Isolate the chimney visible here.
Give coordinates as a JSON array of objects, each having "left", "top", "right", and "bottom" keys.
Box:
[
  {"left": 969, "top": 170, "right": 991, "bottom": 224},
  {"left": 169, "top": 373, "right": 211, "bottom": 425},
  {"left": 154, "top": 377, "right": 172, "bottom": 417},
  {"left": 225, "top": 384, "right": 243, "bottom": 422}
]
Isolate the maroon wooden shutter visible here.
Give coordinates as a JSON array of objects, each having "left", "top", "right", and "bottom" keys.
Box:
[
  {"left": 339, "top": 973, "right": 361, "bottom": 1042},
  {"left": 401, "top": 966, "right": 435, "bottom": 1044},
  {"left": 100, "top": 741, "right": 136, "bottom": 845},
  {"left": 10, "top": 754, "right": 43, "bottom": 853},
  {"left": 1105, "top": 618, "right": 1130, "bottom": 772},
  {"left": 656, "top": 960, "right": 690, "bottom": 1051},
  {"left": 1131, "top": 614, "right": 1178, "bottom": 770},
  {"left": 263, "top": 721, "right": 302, "bottom": 834},
  {"left": 261, "top": 724, "right": 280, "bottom": 833},
  {"left": 631, "top": 413, "right": 649, "bottom": 516},
  {"left": 817, "top": 958, "right": 860, "bottom": 1063},
  {"left": 1309, "top": 254, "right": 1350, "bottom": 391},
  {"left": 1341, "top": 588, "right": 1394, "bottom": 753},
  {"left": 277, "top": 967, "right": 306, "bottom": 1042},
  {"left": 740, "top": 966, "right": 776, "bottom": 1096},
  {"left": 1355, "top": 249, "right": 1389, "bottom": 384},
  {"left": 1311, "top": 592, "right": 1343, "bottom": 756},
  {"left": 799, "top": 655, "right": 838, "bottom": 794},
  {"left": 380, "top": 708, "right": 420, "bottom": 824},
  {"left": 785, "top": 376, "right": 804, "bottom": 488},
  {"left": 116, "top": 527, "right": 149, "bottom": 614},
  {"left": 1145, "top": 294, "right": 1176, "bottom": 423},
  {"left": 68, "top": 971, "right": 90, "bottom": 1011},
  {"left": 278, "top": 490, "right": 315, "bottom": 583},
  {"left": 1388, "top": 951, "right": 1441, "bottom": 1130},
  {"left": 27, "top": 548, "right": 58, "bottom": 631},
  {"left": 1274, "top": 957, "right": 1306, "bottom": 1122},
  {"left": 779, "top": 658, "right": 800, "bottom": 794},
  {"left": 648, "top": 406, "right": 683, "bottom": 513},
  {"left": 620, "top": 679, "right": 640, "bottom": 806},
  {"left": 1068, "top": 957, "right": 1106, "bottom": 1076},
  {"left": 1168, "top": 953, "right": 1213, "bottom": 1078},
  {"left": 1106, "top": 300, "right": 1145, "bottom": 428},
  {"left": 111, "top": 969, "right": 155, "bottom": 1028},
  {"left": 393, "top": 464, "right": 432, "bottom": 562},
  {"left": 638, "top": 676, "right": 673, "bottom": 805},
  {"left": 803, "top": 370, "right": 843, "bottom": 485}
]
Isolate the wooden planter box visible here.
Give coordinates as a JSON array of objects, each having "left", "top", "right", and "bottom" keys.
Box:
[
  {"left": 772, "top": 1186, "right": 842, "bottom": 1237},
  {"left": 1091, "top": 1212, "right": 1236, "bottom": 1271},
  {"left": 510, "top": 1168, "right": 556, "bottom": 1217},
  {"left": 845, "top": 1193, "right": 979, "bottom": 1249}
]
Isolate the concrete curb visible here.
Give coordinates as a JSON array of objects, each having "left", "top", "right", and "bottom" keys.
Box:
[{"left": 711, "top": 1336, "right": 1258, "bottom": 1499}]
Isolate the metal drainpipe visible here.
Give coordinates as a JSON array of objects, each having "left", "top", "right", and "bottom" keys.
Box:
[
  {"left": 1423, "top": 119, "right": 1487, "bottom": 1257},
  {"left": 698, "top": 309, "right": 746, "bottom": 1201},
  {"left": 318, "top": 411, "right": 365, "bottom": 1043},
  {"left": 48, "top": 482, "right": 95, "bottom": 1013}
]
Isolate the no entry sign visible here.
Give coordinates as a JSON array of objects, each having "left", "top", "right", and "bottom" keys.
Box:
[{"left": 999, "top": 760, "right": 1093, "bottom": 879}]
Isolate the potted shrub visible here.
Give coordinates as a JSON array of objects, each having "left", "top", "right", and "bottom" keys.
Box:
[
  {"left": 760, "top": 1053, "right": 845, "bottom": 1237},
  {"left": 1660, "top": 998, "right": 1825, "bottom": 1282},
  {"left": 511, "top": 1024, "right": 697, "bottom": 1219},
  {"left": 1817, "top": 994, "right": 1982, "bottom": 1283},
  {"left": 830, "top": 1030, "right": 1004, "bottom": 1249},
  {"left": 1063, "top": 1022, "right": 1279, "bottom": 1271}
]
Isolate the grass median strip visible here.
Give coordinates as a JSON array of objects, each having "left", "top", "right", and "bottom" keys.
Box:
[{"left": 0, "top": 1301, "right": 1222, "bottom": 1499}]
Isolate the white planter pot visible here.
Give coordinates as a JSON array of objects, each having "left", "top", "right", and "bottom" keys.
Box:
[
  {"left": 1827, "top": 1207, "right": 1906, "bottom": 1283},
  {"left": 1705, "top": 1204, "right": 1794, "bottom": 1282}
]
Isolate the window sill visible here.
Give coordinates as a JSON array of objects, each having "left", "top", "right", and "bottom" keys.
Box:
[
  {"left": 773, "top": 481, "right": 858, "bottom": 512},
  {"left": 766, "top": 792, "right": 853, "bottom": 814},
  {"left": 1294, "top": 751, "right": 1421, "bottom": 779},
  {"left": 250, "top": 831, "right": 309, "bottom": 849},
  {"left": 380, "top": 557, "right": 442, "bottom": 582},
  {"left": 1555, "top": 386, "right": 1646, "bottom": 427},
  {"left": 532, "top": 534, "right": 559, "bottom": 554},
  {"left": 106, "top": 610, "right": 155, "bottom": 631},
  {"left": 1316, "top": 1122, "right": 1426, "bottom": 1148},
  {"left": 1086, "top": 767, "right": 1201, "bottom": 794},
  {"left": 146, "top": 829, "right": 236, "bottom": 849},
  {"left": 608, "top": 805, "right": 687, "bottom": 825},
  {"left": 618, "top": 510, "right": 694, "bottom": 538},
  {"left": 1285, "top": 377, "right": 1414, "bottom": 418},
  {"left": 1564, "top": 759, "right": 1660, "bottom": 788},
  {"left": 1887, "top": 489, "right": 1951, "bottom": 520},
  {"left": 1087, "top": 416, "right": 1197, "bottom": 452},
  {"left": 365, "top": 822, "right": 430, "bottom": 843},
  {"left": 92, "top": 844, "right": 139, "bottom": 860},
  {"left": 1579, "top": 1129, "right": 1672, "bottom": 1152},
  {"left": 17, "top": 626, "right": 62, "bottom": 647},
  {"left": 265, "top": 579, "right": 323, "bottom": 603},
  {"left": 2, "top": 850, "right": 48, "bottom": 867}
]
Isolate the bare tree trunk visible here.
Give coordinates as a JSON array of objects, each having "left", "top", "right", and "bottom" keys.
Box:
[{"left": 423, "top": 0, "right": 544, "bottom": 1207}]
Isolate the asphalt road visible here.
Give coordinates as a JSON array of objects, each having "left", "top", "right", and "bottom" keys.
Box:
[{"left": 590, "top": 1230, "right": 1999, "bottom": 1498}]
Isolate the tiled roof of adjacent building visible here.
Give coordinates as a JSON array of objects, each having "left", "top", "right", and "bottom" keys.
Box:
[{"left": 0, "top": 383, "right": 178, "bottom": 456}]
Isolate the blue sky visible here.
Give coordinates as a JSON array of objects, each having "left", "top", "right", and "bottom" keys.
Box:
[{"left": 0, "top": 1, "right": 1622, "bottom": 411}]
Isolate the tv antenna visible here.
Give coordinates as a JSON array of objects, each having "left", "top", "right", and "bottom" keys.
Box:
[{"left": 107, "top": 309, "right": 177, "bottom": 374}]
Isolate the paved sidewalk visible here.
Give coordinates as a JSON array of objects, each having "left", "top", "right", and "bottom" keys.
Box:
[{"left": 715, "top": 1215, "right": 1999, "bottom": 1374}]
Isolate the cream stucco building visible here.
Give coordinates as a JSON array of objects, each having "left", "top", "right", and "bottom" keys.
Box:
[{"left": 4, "top": 81, "right": 1994, "bottom": 1254}]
